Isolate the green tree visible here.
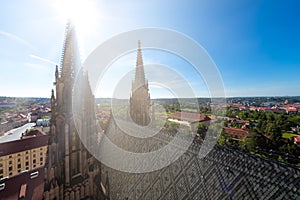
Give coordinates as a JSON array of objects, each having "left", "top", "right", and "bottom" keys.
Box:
[{"left": 197, "top": 123, "right": 208, "bottom": 139}]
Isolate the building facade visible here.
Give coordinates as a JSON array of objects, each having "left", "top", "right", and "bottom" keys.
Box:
[{"left": 0, "top": 129, "right": 48, "bottom": 199}]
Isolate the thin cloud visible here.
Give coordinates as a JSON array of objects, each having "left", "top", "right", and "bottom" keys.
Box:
[
  {"left": 0, "top": 31, "right": 36, "bottom": 50},
  {"left": 24, "top": 62, "right": 52, "bottom": 73},
  {"left": 29, "top": 54, "right": 58, "bottom": 65}
]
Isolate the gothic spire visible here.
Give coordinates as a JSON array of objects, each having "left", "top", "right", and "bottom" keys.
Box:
[
  {"left": 130, "top": 40, "right": 151, "bottom": 126},
  {"left": 60, "top": 21, "right": 81, "bottom": 81},
  {"left": 134, "top": 40, "right": 146, "bottom": 86}
]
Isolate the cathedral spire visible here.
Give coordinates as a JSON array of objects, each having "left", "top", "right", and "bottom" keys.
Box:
[
  {"left": 130, "top": 40, "right": 151, "bottom": 126},
  {"left": 60, "top": 21, "right": 80, "bottom": 80},
  {"left": 45, "top": 21, "right": 107, "bottom": 200},
  {"left": 134, "top": 40, "right": 146, "bottom": 86}
]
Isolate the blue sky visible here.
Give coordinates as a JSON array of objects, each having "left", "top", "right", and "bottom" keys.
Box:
[{"left": 0, "top": 0, "right": 299, "bottom": 98}]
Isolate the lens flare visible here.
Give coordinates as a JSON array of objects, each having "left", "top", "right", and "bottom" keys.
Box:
[{"left": 53, "top": 0, "right": 99, "bottom": 57}]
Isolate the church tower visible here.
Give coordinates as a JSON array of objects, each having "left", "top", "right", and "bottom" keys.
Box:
[
  {"left": 130, "top": 41, "right": 151, "bottom": 126},
  {"left": 44, "top": 22, "right": 108, "bottom": 200}
]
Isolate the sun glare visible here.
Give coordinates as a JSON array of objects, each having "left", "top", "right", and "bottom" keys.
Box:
[{"left": 53, "top": 0, "right": 99, "bottom": 57}]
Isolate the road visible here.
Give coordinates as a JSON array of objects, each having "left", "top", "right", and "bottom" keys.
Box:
[{"left": 0, "top": 123, "right": 36, "bottom": 143}]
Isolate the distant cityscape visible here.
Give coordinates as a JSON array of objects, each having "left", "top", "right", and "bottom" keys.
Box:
[{"left": 1, "top": 95, "right": 300, "bottom": 168}]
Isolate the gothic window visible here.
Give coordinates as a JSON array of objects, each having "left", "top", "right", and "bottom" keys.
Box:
[
  {"left": 71, "top": 130, "right": 80, "bottom": 176},
  {"left": 71, "top": 151, "right": 80, "bottom": 176},
  {"left": 72, "top": 131, "right": 77, "bottom": 151}
]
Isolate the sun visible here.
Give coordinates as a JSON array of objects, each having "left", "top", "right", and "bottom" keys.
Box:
[{"left": 53, "top": 0, "right": 99, "bottom": 56}]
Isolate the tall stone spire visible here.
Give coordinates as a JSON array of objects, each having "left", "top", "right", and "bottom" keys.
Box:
[
  {"left": 53, "top": 21, "right": 81, "bottom": 114},
  {"left": 44, "top": 21, "right": 107, "bottom": 200},
  {"left": 134, "top": 40, "right": 146, "bottom": 87},
  {"left": 130, "top": 41, "right": 151, "bottom": 126},
  {"left": 60, "top": 21, "right": 80, "bottom": 80}
]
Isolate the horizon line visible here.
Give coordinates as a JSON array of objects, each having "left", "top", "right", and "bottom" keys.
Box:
[{"left": 1, "top": 95, "right": 300, "bottom": 99}]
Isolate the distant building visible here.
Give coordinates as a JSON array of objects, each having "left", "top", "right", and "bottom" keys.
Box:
[
  {"left": 0, "top": 116, "right": 28, "bottom": 136},
  {"left": 0, "top": 121, "right": 14, "bottom": 136},
  {"left": 0, "top": 100, "right": 17, "bottom": 108},
  {"left": 286, "top": 106, "right": 298, "bottom": 114},
  {"left": 223, "top": 127, "right": 249, "bottom": 139},
  {"left": 262, "top": 102, "right": 275, "bottom": 107},
  {"left": 229, "top": 119, "right": 250, "bottom": 125},
  {"left": 36, "top": 118, "right": 50, "bottom": 127},
  {"left": 0, "top": 129, "right": 48, "bottom": 199}
]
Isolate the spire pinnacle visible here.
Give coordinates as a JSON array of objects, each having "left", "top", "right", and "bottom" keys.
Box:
[
  {"left": 60, "top": 22, "right": 80, "bottom": 80},
  {"left": 55, "top": 65, "right": 59, "bottom": 78},
  {"left": 135, "top": 40, "right": 145, "bottom": 85},
  {"left": 138, "top": 40, "right": 141, "bottom": 50},
  {"left": 51, "top": 89, "right": 55, "bottom": 99}
]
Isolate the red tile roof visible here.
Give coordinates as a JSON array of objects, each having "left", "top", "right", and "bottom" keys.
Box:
[
  {"left": 171, "top": 112, "right": 210, "bottom": 123},
  {"left": 223, "top": 127, "right": 249, "bottom": 138},
  {"left": 0, "top": 167, "right": 44, "bottom": 200},
  {"left": 286, "top": 107, "right": 297, "bottom": 112}
]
